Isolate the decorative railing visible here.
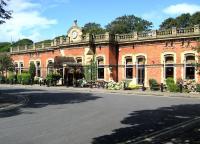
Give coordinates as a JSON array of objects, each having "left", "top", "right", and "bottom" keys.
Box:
[
  {"left": 177, "top": 27, "right": 194, "bottom": 35},
  {"left": 157, "top": 29, "right": 172, "bottom": 36},
  {"left": 10, "top": 24, "right": 200, "bottom": 53}
]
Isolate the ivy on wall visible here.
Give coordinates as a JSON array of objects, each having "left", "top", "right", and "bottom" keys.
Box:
[{"left": 83, "top": 58, "right": 97, "bottom": 81}]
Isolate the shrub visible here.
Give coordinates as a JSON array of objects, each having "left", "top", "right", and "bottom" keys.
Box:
[
  {"left": 127, "top": 81, "right": 141, "bottom": 90},
  {"left": 182, "top": 80, "right": 196, "bottom": 92},
  {"left": 21, "top": 72, "right": 31, "bottom": 85},
  {"left": 8, "top": 73, "right": 16, "bottom": 84},
  {"left": 29, "top": 62, "right": 36, "bottom": 81},
  {"left": 166, "top": 77, "right": 180, "bottom": 92},
  {"left": 46, "top": 73, "right": 62, "bottom": 86},
  {"left": 107, "top": 81, "right": 124, "bottom": 90},
  {"left": 0, "top": 75, "right": 6, "bottom": 84},
  {"left": 196, "top": 84, "right": 200, "bottom": 92},
  {"left": 149, "top": 79, "right": 160, "bottom": 91},
  {"left": 166, "top": 77, "right": 175, "bottom": 86},
  {"left": 17, "top": 74, "right": 22, "bottom": 84}
]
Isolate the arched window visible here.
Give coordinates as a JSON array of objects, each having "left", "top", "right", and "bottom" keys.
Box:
[
  {"left": 164, "top": 55, "right": 174, "bottom": 79},
  {"left": 125, "top": 56, "right": 133, "bottom": 79},
  {"left": 136, "top": 56, "right": 145, "bottom": 84},
  {"left": 47, "top": 60, "right": 54, "bottom": 74},
  {"left": 19, "top": 62, "right": 24, "bottom": 74},
  {"left": 36, "top": 61, "right": 41, "bottom": 77},
  {"left": 185, "top": 54, "right": 195, "bottom": 79},
  {"left": 97, "top": 57, "right": 104, "bottom": 79},
  {"left": 15, "top": 62, "right": 19, "bottom": 74}
]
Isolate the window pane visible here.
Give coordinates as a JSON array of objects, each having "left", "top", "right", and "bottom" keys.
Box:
[
  {"left": 98, "top": 68, "right": 104, "bottom": 79},
  {"left": 165, "top": 67, "right": 174, "bottom": 78},
  {"left": 126, "top": 68, "right": 133, "bottom": 79},
  {"left": 186, "top": 67, "right": 195, "bottom": 79}
]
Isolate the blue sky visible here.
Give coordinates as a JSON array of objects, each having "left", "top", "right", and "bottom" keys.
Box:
[{"left": 0, "top": 0, "right": 200, "bottom": 42}]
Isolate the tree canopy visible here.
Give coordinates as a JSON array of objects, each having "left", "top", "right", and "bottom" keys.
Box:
[
  {"left": 12, "top": 39, "right": 33, "bottom": 46},
  {"left": 0, "top": 42, "right": 11, "bottom": 52},
  {"left": 82, "top": 22, "right": 106, "bottom": 35},
  {"left": 160, "top": 12, "right": 200, "bottom": 29},
  {"left": 0, "top": 0, "right": 12, "bottom": 24},
  {"left": 0, "top": 53, "right": 14, "bottom": 77},
  {"left": 105, "top": 15, "right": 153, "bottom": 34}
]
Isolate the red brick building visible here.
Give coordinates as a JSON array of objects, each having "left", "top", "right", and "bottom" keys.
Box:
[{"left": 10, "top": 21, "right": 200, "bottom": 86}]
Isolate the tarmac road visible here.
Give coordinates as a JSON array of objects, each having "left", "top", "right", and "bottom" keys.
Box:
[{"left": 0, "top": 85, "right": 200, "bottom": 144}]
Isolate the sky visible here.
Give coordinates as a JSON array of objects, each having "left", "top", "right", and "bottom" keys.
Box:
[{"left": 0, "top": 0, "right": 200, "bottom": 42}]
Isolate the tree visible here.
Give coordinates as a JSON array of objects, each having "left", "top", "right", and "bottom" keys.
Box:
[
  {"left": 160, "top": 13, "right": 192, "bottom": 29},
  {"left": 106, "top": 15, "right": 153, "bottom": 34},
  {"left": 12, "top": 39, "right": 33, "bottom": 46},
  {"left": 176, "top": 13, "right": 191, "bottom": 28},
  {"left": 190, "top": 12, "right": 200, "bottom": 26},
  {"left": 29, "top": 62, "right": 36, "bottom": 82},
  {"left": 0, "top": 53, "right": 14, "bottom": 77},
  {"left": 0, "top": 0, "right": 12, "bottom": 24},
  {"left": 0, "top": 42, "right": 11, "bottom": 52},
  {"left": 82, "top": 22, "right": 106, "bottom": 35},
  {"left": 160, "top": 18, "right": 177, "bottom": 29}
]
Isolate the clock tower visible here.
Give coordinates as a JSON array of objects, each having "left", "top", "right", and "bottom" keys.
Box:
[{"left": 67, "top": 20, "right": 83, "bottom": 42}]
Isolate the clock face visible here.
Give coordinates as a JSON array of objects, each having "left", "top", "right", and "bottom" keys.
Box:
[{"left": 72, "top": 31, "right": 78, "bottom": 39}]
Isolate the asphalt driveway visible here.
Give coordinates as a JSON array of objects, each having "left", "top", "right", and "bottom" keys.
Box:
[{"left": 0, "top": 85, "right": 200, "bottom": 144}]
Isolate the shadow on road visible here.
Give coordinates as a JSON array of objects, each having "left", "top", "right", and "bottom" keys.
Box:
[
  {"left": 0, "top": 87, "right": 101, "bottom": 118},
  {"left": 92, "top": 104, "right": 200, "bottom": 144}
]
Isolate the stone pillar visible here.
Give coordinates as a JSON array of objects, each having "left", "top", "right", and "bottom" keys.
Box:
[
  {"left": 51, "top": 41, "right": 54, "bottom": 46},
  {"left": 33, "top": 43, "right": 36, "bottom": 51},
  {"left": 152, "top": 30, "right": 157, "bottom": 38},
  {"left": 105, "top": 32, "right": 110, "bottom": 41},
  {"left": 194, "top": 24, "right": 200, "bottom": 33},
  {"left": 10, "top": 47, "right": 13, "bottom": 53},
  {"left": 17, "top": 46, "right": 20, "bottom": 52},
  {"left": 42, "top": 43, "right": 45, "bottom": 49},
  {"left": 54, "top": 39, "right": 57, "bottom": 46},
  {"left": 25, "top": 45, "right": 28, "bottom": 51},
  {"left": 60, "top": 37, "right": 63, "bottom": 44},
  {"left": 172, "top": 27, "right": 177, "bottom": 36},
  {"left": 134, "top": 32, "right": 138, "bottom": 40}
]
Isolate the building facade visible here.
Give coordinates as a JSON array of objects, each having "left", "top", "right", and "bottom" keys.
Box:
[{"left": 10, "top": 21, "right": 200, "bottom": 86}]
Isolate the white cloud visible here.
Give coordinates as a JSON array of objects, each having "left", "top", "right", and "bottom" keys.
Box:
[
  {"left": 0, "top": 0, "right": 57, "bottom": 42},
  {"left": 164, "top": 3, "right": 200, "bottom": 15}
]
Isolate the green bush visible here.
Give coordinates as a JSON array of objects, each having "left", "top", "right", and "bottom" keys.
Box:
[
  {"left": 8, "top": 73, "right": 16, "bottom": 84},
  {"left": 0, "top": 75, "right": 6, "bottom": 83},
  {"left": 196, "top": 84, "right": 200, "bottom": 92},
  {"left": 46, "top": 73, "right": 62, "bottom": 86},
  {"left": 21, "top": 72, "right": 31, "bottom": 85},
  {"left": 166, "top": 77, "right": 180, "bottom": 92},
  {"left": 166, "top": 77, "right": 175, "bottom": 85},
  {"left": 149, "top": 79, "right": 160, "bottom": 91},
  {"left": 17, "top": 74, "right": 22, "bottom": 84}
]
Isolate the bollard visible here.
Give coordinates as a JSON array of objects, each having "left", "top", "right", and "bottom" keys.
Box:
[
  {"left": 142, "top": 82, "right": 146, "bottom": 91},
  {"left": 160, "top": 83, "right": 164, "bottom": 92},
  {"left": 179, "top": 83, "right": 183, "bottom": 93},
  {"left": 39, "top": 80, "right": 42, "bottom": 86}
]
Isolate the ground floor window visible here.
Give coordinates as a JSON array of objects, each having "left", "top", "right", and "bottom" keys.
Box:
[
  {"left": 185, "top": 54, "right": 195, "bottom": 79},
  {"left": 97, "top": 57, "right": 104, "bottom": 79},
  {"left": 136, "top": 56, "right": 145, "bottom": 84},
  {"left": 164, "top": 55, "right": 174, "bottom": 79},
  {"left": 47, "top": 60, "right": 54, "bottom": 74},
  {"left": 36, "top": 61, "right": 41, "bottom": 77},
  {"left": 125, "top": 57, "right": 133, "bottom": 79},
  {"left": 165, "top": 65, "right": 174, "bottom": 79}
]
